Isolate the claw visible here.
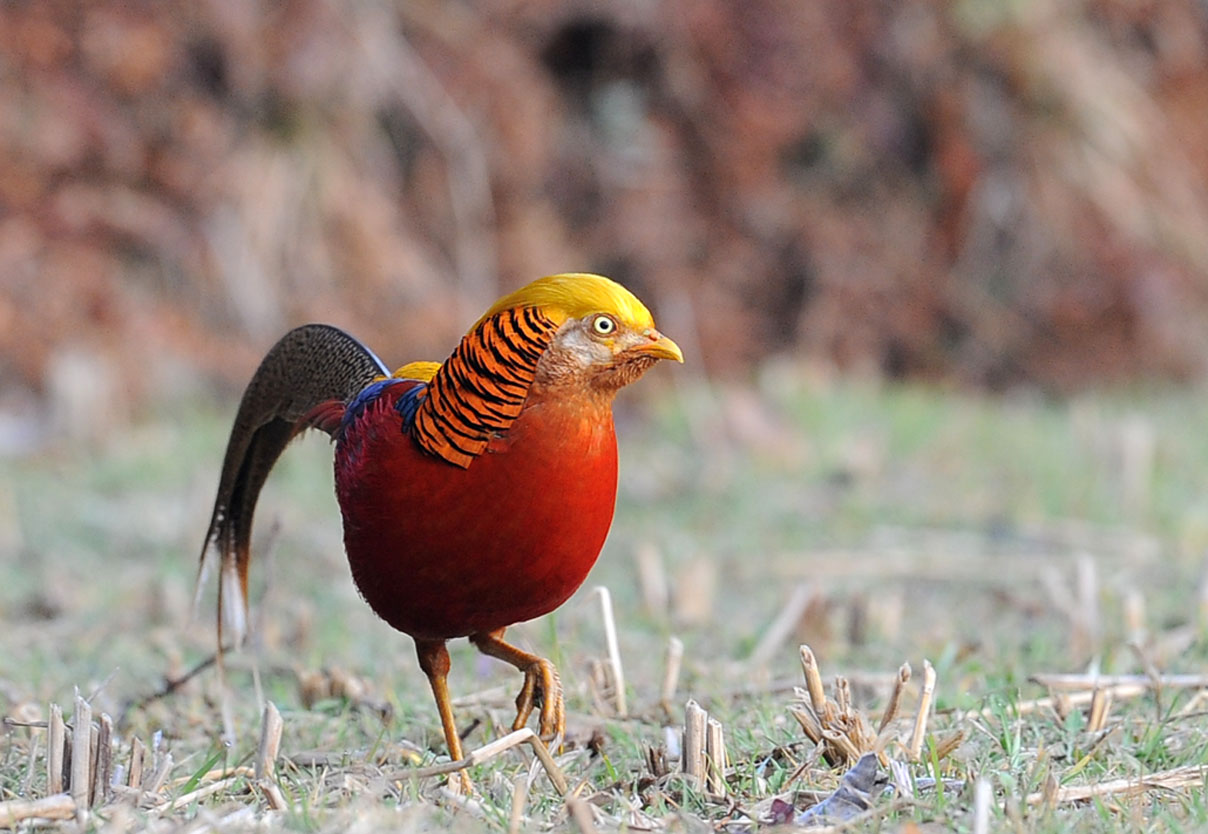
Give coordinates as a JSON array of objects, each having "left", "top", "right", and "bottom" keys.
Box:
[
  {"left": 512, "top": 669, "right": 537, "bottom": 730},
  {"left": 512, "top": 659, "right": 564, "bottom": 741},
  {"left": 470, "top": 630, "right": 566, "bottom": 746}
]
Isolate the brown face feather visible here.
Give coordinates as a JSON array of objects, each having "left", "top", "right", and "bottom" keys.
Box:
[
  {"left": 588, "top": 352, "right": 659, "bottom": 390},
  {"left": 532, "top": 316, "right": 664, "bottom": 397}
]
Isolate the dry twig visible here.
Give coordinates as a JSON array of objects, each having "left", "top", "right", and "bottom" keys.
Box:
[
  {"left": 119, "top": 648, "right": 232, "bottom": 722},
  {"left": 1030, "top": 673, "right": 1208, "bottom": 690},
  {"left": 0, "top": 794, "right": 76, "bottom": 826},
  {"left": 1026, "top": 764, "right": 1208, "bottom": 805},
  {"left": 388, "top": 728, "right": 568, "bottom": 796}
]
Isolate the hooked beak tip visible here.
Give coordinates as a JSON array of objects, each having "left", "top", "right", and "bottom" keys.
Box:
[{"left": 633, "top": 331, "right": 684, "bottom": 363}]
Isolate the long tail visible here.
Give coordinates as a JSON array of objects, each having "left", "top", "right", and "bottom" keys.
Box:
[{"left": 196, "top": 323, "right": 388, "bottom": 649}]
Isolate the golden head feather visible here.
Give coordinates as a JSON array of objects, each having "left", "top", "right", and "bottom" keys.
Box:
[{"left": 473, "top": 273, "right": 656, "bottom": 333}]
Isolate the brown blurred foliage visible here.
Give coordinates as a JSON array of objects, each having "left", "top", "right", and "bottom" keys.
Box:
[{"left": 4, "top": 0, "right": 1208, "bottom": 420}]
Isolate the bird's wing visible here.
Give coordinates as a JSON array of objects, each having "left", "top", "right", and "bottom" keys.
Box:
[{"left": 196, "top": 324, "right": 388, "bottom": 647}]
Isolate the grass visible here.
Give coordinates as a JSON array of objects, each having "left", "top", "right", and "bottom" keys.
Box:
[{"left": 4, "top": 369, "right": 1208, "bottom": 830}]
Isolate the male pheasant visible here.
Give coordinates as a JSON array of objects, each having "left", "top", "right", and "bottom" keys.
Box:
[{"left": 198, "top": 273, "right": 681, "bottom": 774}]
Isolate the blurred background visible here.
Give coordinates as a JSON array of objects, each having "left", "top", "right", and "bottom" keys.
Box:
[{"left": 6, "top": 0, "right": 1208, "bottom": 452}]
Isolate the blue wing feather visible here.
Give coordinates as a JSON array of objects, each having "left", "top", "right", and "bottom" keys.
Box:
[{"left": 339, "top": 377, "right": 429, "bottom": 439}]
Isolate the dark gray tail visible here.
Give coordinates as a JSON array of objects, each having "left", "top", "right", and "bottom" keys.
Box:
[{"left": 196, "top": 324, "right": 388, "bottom": 647}]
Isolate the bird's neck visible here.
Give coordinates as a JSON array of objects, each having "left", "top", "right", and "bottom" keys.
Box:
[
  {"left": 412, "top": 306, "right": 560, "bottom": 468},
  {"left": 497, "top": 378, "right": 618, "bottom": 462},
  {"left": 524, "top": 373, "right": 618, "bottom": 419}
]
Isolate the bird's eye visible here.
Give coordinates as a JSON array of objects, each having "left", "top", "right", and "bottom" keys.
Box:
[{"left": 592, "top": 315, "right": 617, "bottom": 336}]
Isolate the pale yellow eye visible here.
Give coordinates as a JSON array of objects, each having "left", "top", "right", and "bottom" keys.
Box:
[{"left": 592, "top": 315, "right": 617, "bottom": 336}]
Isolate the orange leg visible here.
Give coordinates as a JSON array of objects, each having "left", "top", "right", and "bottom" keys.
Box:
[
  {"left": 470, "top": 629, "right": 564, "bottom": 742},
  {"left": 415, "top": 639, "right": 472, "bottom": 794}
]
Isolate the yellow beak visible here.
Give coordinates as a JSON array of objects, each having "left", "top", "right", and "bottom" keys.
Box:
[{"left": 631, "top": 330, "right": 684, "bottom": 363}]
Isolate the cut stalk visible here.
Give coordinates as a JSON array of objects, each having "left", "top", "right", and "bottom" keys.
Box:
[
  {"left": 908, "top": 660, "right": 936, "bottom": 761},
  {"left": 683, "top": 700, "right": 707, "bottom": 790},
  {"left": 255, "top": 701, "right": 283, "bottom": 780},
  {"left": 47, "top": 703, "right": 65, "bottom": 795},
  {"left": 878, "top": 663, "right": 912, "bottom": 733},
  {"left": 70, "top": 695, "right": 92, "bottom": 810},
  {"left": 705, "top": 717, "right": 727, "bottom": 798},
  {"left": 594, "top": 586, "right": 627, "bottom": 717},
  {"left": 799, "top": 645, "right": 828, "bottom": 719}
]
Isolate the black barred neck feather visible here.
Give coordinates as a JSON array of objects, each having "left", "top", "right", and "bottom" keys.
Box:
[{"left": 412, "top": 306, "right": 559, "bottom": 468}]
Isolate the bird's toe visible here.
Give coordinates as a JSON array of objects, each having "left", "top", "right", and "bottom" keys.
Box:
[{"left": 535, "top": 661, "right": 564, "bottom": 741}]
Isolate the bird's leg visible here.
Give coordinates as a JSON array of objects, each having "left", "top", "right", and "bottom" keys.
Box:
[
  {"left": 415, "top": 639, "right": 473, "bottom": 794},
  {"left": 469, "top": 629, "right": 564, "bottom": 742}
]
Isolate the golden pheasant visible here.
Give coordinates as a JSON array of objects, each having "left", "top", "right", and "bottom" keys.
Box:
[{"left": 198, "top": 273, "right": 681, "bottom": 773}]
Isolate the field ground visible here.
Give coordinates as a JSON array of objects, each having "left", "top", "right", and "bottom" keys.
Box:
[{"left": 5, "top": 370, "right": 1208, "bottom": 831}]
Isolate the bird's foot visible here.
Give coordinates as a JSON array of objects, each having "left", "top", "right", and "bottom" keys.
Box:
[{"left": 512, "top": 658, "right": 564, "bottom": 742}]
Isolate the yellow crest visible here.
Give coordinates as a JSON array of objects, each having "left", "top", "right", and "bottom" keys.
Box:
[{"left": 472, "top": 273, "right": 656, "bottom": 333}]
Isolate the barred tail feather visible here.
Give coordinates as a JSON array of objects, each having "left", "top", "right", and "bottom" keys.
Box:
[{"left": 196, "top": 324, "right": 388, "bottom": 649}]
